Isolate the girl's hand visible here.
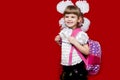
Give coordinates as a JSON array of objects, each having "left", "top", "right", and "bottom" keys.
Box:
[
  {"left": 68, "top": 36, "right": 78, "bottom": 45},
  {"left": 55, "top": 35, "right": 61, "bottom": 45}
]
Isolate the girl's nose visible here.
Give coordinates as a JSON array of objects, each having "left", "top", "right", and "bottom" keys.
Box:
[{"left": 68, "top": 18, "right": 72, "bottom": 20}]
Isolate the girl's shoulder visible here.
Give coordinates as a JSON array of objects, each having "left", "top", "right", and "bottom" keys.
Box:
[
  {"left": 78, "top": 30, "right": 88, "bottom": 37},
  {"left": 77, "top": 31, "right": 89, "bottom": 44},
  {"left": 77, "top": 30, "right": 89, "bottom": 40}
]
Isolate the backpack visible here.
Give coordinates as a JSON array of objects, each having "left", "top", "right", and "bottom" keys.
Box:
[
  {"left": 70, "top": 28, "right": 102, "bottom": 75},
  {"left": 85, "top": 39, "right": 101, "bottom": 75}
]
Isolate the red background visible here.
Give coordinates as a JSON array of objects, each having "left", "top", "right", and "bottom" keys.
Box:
[{"left": 1, "top": 0, "right": 120, "bottom": 80}]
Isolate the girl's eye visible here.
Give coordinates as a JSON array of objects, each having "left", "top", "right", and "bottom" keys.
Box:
[
  {"left": 71, "top": 16, "right": 75, "bottom": 18},
  {"left": 65, "top": 16, "right": 69, "bottom": 18}
]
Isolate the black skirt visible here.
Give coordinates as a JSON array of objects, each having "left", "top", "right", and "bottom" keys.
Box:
[{"left": 60, "top": 61, "right": 88, "bottom": 80}]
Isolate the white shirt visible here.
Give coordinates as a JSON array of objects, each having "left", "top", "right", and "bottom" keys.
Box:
[{"left": 59, "top": 27, "right": 89, "bottom": 66}]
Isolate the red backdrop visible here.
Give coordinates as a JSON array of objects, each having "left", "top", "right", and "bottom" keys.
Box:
[{"left": 1, "top": 0, "right": 120, "bottom": 80}]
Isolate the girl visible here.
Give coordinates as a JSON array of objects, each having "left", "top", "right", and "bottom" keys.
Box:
[{"left": 55, "top": 5, "right": 89, "bottom": 80}]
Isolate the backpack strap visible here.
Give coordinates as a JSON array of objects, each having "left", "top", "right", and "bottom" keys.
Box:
[
  {"left": 75, "top": 46, "right": 87, "bottom": 65},
  {"left": 69, "top": 28, "right": 88, "bottom": 65}
]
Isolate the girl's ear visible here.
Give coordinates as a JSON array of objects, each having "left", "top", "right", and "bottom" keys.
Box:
[{"left": 78, "top": 17, "right": 82, "bottom": 23}]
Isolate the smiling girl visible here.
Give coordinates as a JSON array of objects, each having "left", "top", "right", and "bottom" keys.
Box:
[{"left": 55, "top": 5, "right": 89, "bottom": 80}]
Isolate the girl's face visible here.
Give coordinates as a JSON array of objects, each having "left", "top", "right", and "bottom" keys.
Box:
[{"left": 64, "top": 14, "right": 80, "bottom": 29}]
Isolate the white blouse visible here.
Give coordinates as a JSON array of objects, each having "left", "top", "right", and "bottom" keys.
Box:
[{"left": 59, "top": 27, "right": 89, "bottom": 66}]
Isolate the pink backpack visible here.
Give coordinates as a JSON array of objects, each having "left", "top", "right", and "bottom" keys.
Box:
[{"left": 69, "top": 28, "right": 102, "bottom": 75}]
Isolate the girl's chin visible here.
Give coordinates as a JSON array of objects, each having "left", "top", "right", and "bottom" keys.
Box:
[
  {"left": 68, "top": 25, "right": 74, "bottom": 27},
  {"left": 67, "top": 25, "right": 73, "bottom": 27}
]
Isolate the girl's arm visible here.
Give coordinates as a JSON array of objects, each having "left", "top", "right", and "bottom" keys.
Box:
[{"left": 68, "top": 36, "right": 89, "bottom": 55}]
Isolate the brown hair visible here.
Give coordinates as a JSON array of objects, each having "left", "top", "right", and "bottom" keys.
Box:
[{"left": 63, "top": 5, "right": 84, "bottom": 26}]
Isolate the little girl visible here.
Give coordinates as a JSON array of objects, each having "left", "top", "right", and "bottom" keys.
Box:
[{"left": 55, "top": 5, "right": 89, "bottom": 80}]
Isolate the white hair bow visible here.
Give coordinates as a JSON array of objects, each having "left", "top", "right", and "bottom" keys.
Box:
[
  {"left": 56, "top": 0, "right": 74, "bottom": 14},
  {"left": 56, "top": 0, "right": 89, "bottom": 14}
]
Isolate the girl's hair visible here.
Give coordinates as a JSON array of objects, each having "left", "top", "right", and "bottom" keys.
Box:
[{"left": 63, "top": 5, "right": 84, "bottom": 27}]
